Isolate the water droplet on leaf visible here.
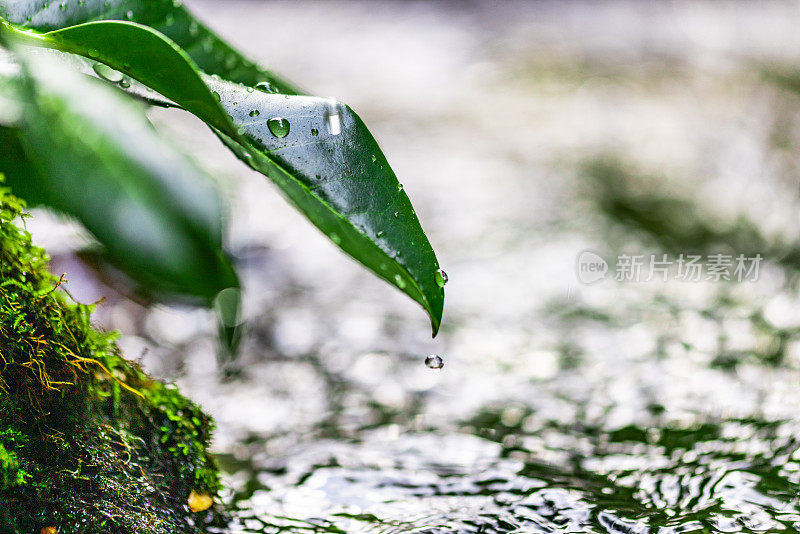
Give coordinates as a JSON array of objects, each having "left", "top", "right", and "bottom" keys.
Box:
[
  {"left": 212, "top": 91, "right": 221, "bottom": 102},
  {"left": 425, "top": 354, "right": 444, "bottom": 370},
  {"left": 324, "top": 99, "right": 341, "bottom": 135},
  {"left": 255, "top": 81, "right": 273, "bottom": 93},
  {"left": 330, "top": 232, "right": 341, "bottom": 245},
  {"left": 92, "top": 63, "right": 123, "bottom": 83},
  {"left": 249, "top": 109, "right": 260, "bottom": 117},
  {"left": 311, "top": 128, "right": 319, "bottom": 136},
  {"left": 394, "top": 274, "right": 406, "bottom": 289},
  {"left": 119, "top": 78, "right": 130, "bottom": 88},
  {"left": 435, "top": 268, "right": 448, "bottom": 288},
  {"left": 267, "top": 117, "right": 290, "bottom": 138}
]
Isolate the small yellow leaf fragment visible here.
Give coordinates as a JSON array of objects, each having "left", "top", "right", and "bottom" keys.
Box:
[
  {"left": 41, "top": 528, "right": 58, "bottom": 534},
  {"left": 188, "top": 489, "right": 213, "bottom": 512}
]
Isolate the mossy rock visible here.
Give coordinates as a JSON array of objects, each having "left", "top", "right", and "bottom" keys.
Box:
[{"left": 0, "top": 186, "right": 224, "bottom": 533}]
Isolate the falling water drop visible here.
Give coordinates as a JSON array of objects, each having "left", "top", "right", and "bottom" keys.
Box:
[
  {"left": 425, "top": 355, "right": 444, "bottom": 370},
  {"left": 92, "top": 63, "right": 123, "bottom": 83},
  {"left": 435, "top": 268, "right": 449, "bottom": 288},
  {"left": 249, "top": 109, "right": 260, "bottom": 117},
  {"left": 267, "top": 117, "right": 290, "bottom": 138}
]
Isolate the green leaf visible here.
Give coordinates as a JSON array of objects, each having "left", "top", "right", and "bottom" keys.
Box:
[
  {"left": 0, "top": 13, "right": 445, "bottom": 333},
  {"left": 0, "top": 48, "right": 238, "bottom": 302},
  {"left": 0, "top": 0, "right": 301, "bottom": 94}
]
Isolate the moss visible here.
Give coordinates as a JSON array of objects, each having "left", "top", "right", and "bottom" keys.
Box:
[{"left": 0, "top": 185, "right": 224, "bottom": 533}]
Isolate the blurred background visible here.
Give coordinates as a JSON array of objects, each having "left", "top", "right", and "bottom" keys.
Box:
[{"left": 25, "top": 1, "right": 800, "bottom": 532}]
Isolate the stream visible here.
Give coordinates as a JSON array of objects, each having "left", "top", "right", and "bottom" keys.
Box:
[{"left": 27, "top": 1, "right": 800, "bottom": 532}]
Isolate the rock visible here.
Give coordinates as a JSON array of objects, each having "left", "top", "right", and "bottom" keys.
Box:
[{"left": 0, "top": 186, "right": 224, "bottom": 533}]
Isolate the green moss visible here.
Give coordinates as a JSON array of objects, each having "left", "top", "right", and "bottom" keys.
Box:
[{"left": 0, "top": 184, "right": 224, "bottom": 533}]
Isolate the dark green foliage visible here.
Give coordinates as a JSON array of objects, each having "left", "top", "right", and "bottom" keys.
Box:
[
  {"left": 0, "top": 1, "right": 445, "bottom": 333},
  {"left": 0, "top": 187, "right": 222, "bottom": 533}
]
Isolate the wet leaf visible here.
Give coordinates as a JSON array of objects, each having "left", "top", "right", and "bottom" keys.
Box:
[
  {"left": 0, "top": 49, "right": 238, "bottom": 302},
  {"left": 0, "top": 12, "right": 445, "bottom": 333},
  {"left": 0, "top": 0, "right": 300, "bottom": 93}
]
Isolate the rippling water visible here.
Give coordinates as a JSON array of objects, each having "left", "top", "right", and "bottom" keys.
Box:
[{"left": 25, "top": 1, "right": 800, "bottom": 532}]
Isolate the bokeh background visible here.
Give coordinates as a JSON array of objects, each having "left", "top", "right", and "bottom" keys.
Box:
[{"left": 26, "top": 1, "right": 800, "bottom": 531}]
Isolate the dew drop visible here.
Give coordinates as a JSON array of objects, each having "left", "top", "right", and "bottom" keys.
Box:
[
  {"left": 397, "top": 183, "right": 404, "bottom": 192},
  {"left": 255, "top": 81, "right": 273, "bottom": 93},
  {"left": 324, "top": 99, "right": 341, "bottom": 135},
  {"left": 212, "top": 91, "right": 221, "bottom": 102},
  {"left": 371, "top": 154, "right": 377, "bottom": 163},
  {"left": 393, "top": 211, "right": 399, "bottom": 218},
  {"left": 376, "top": 230, "right": 384, "bottom": 237},
  {"left": 119, "top": 78, "right": 131, "bottom": 89},
  {"left": 92, "top": 63, "right": 123, "bottom": 83},
  {"left": 394, "top": 274, "right": 406, "bottom": 289},
  {"left": 267, "top": 117, "right": 290, "bottom": 138},
  {"left": 246, "top": 86, "right": 254, "bottom": 93},
  {"left": 311, "top": 128, "right": 319, "bottom": 136},
  {"left": 87, "top": 49, "right": 99, "bottom": 59},
  {"left": 435, "top": 268, "right": 448, "bottom": 288},
  {"left": 425, "top": 354, "right": 444, "bottom": 370},
  {"left": 249, "top": 109, "right": 260, "bottom": 117},
  {"left": 330, "top": 232, "right": 341, "bottom": 245}
]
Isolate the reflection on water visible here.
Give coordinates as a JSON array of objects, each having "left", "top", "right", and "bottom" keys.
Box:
[
  {"left": 24, "top": 1, "right": 800, "bottom": 532},
  {"left": 221, "top": 416, "right": 800, "bottom": 533}
]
